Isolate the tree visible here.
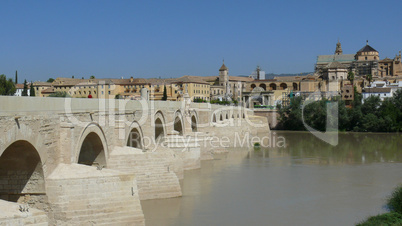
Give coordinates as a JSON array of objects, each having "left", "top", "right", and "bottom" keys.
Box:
[
  {"left": 47, "top": 78, "right": 55, "bottom": 83},
  {"left": 15, "top": 70, "right": 18, "bottom": 84},
  {"left": 72, "top": 75, "right": 75, "bottom": 79},
  {"left": 90, "top": 75, "right": 95, "bottom": 79},
  {"left": 22, "top": 79, "right": 28, "bottom": 96},
  {"left": 162, "top": 85, "right": 168, "bottom": 101},
  {"left": 30, "top": 81, "right": 35, "bottom": 96},
  {"left": 366, "top": 74, "right": 373, "bottom": 86},
  {"left": 48, "top": 91, "right": 70, "bottom": 98},
  {"left": 0, "top": 74, "right": 16, "bottom": 96},
  {"left": 347, "top": 71, "right": 354, "bottom": 84}
]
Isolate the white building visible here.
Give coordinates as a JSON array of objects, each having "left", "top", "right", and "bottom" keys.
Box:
[
  {"left": 14, "top": 83, "right": 31, "bottom": 96},
  {"left": 362, "top": 81, "right": 402, "bottom": 102}
]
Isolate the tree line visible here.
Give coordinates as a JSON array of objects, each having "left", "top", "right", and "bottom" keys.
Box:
[
  {"left": 0, "top": 74, "right": 35, "bottom": 96},
  {"left": 277, "top": 88, "right": 402, "bottom": 132}
]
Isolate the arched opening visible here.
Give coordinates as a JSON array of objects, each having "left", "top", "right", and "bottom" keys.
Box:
[
  {"left": 220, "top": 114, "right": 223, "bottom": 121},
  {"left": 78, "top": 132, "right": 106, "bottom": 167},
  {"left": 280, "top": 83, "right": 288, "bottom": 90},
  {"left": 226, "top": 113, "right": 228, "bottom": 119},
  {"left": 243, "top": 113, "right": 245, "bottom": 118},
  {"left": 191, "top": 115, "right": 197, "bottom": 132},
  {"left": 250, "top": 84, "right": 256, "bottom": 90},
  {"left": 269, "top": 83, "right": 277, "bottom": 90},
  {"left": 293, "top": 83, "right": 298, "bottom": 90},
  {"left": 212, "top": 114, "right": 216, "bottom": 122},
  {"left": 155, "top": 118, "right": 165, "bottom": 141},
  {"left": 127, "top": 128, "right": 143, "bottom": 149},
  {"left": 174, "top": 116, "right": 183, "bottom": 135},
  {"left": 0, "top": 141, "right": 46, "bottom": 207},
  {"left": 231, "top": 113, "right": 234, "bottom": 119},
  {"left": 259, "top": 84, "right": 267, "bottom": 91}
]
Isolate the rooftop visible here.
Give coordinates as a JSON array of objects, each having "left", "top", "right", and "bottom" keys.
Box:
[
  {"left": 357, "top": 44, "right": 378, "bottom": 53},
  {"left": 317, "top": 54, "right": 355, "bottom": 64}
]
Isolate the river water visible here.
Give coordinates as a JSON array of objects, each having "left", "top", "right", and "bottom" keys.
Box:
[{"left": 142, "top": 131, "right": 402, "bottom": 226}]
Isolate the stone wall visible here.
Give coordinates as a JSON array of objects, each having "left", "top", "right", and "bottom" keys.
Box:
[{"left": 46, "top": 164, "right": 144, "bottom": 225}]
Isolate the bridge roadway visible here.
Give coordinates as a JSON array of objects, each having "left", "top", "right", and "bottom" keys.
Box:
[{"left": 0, "top": 96, "right": 269, "bottom": 225}]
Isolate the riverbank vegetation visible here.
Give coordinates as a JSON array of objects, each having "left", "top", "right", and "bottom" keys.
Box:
[
  {"left": 357, "top": 186, "right": 402, "bottom": 225},
  {"left": 277, "top": 89, "right": 402, "bottom": 132},
  {"left": 0, "top": 74, "right": 16, "bottom": 96}
]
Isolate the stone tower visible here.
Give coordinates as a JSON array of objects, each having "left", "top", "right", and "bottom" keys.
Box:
[
  {"left": 335, "top": 40, "right": 343, "bottom": 55},
  {"left": 219, "top": 61, "right": 229, "bottom": 94}
]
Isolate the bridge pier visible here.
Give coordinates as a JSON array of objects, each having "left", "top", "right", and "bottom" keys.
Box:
[
  {"left": 46, "top": 164, "right": 145, "bottom": 225},
  {"left": 108, "top": 146, "right": 183, "bottom": 200}
]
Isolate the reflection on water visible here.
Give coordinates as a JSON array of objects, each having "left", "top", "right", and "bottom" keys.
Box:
[{"left": 142, "top": 132, "right": 402, "bottom": 226}]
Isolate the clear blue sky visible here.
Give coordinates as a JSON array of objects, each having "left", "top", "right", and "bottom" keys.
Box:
[{"left": 1, "top": 0, "right": 401, "bottom": 82}]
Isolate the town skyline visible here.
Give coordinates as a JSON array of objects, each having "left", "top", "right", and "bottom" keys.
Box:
[{"left": 1, "top": 0, "right": 401, "bottom": 82}]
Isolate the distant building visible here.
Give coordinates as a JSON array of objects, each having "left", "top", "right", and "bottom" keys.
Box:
[
  {"left": 249, "top": 66, "right": 265, "bottom": 80},
  {"left": 378, "top": 51, "right": 402, "bottom": 77},
  {"left": 362, "top": 80, "right": 402, "bottom": 102},
  {"left": 208, "top": 61, "right": 253, "bottom": 102},
  {"left": 352, "top": 41, "right": 379, "bottom": 77},
  {"left": 14, "top": 83, "right": 30, "bottom": 96},
  {"left": 316, "top": 40, "right": 401, "bottom": 78},
  {"left": 341, "top": 85, "right": 354, "bottom": 101},
  {"left": 315, "top": 41, "right": 355, "bottom": 74}
]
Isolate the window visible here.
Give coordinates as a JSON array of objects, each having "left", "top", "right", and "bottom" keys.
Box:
[
  {"left": 102, "top": 91, "right": 104, "bottom": 94},
  {"left": 108, "top": 91, "right": 110, "bottom": 94}
]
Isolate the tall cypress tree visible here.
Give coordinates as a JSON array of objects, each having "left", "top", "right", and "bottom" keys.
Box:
[
  {"left": 30, "top": 81, "right": 35, "bottom": 96},
  {"left": 15, "top": 70, "right": 18, "bottom": 84},
  {"left": 162, "top": 85, "right": 168, "bottom": 101},
  {"left": 22, "top": 79, "right": 28, "bottom": 96}
]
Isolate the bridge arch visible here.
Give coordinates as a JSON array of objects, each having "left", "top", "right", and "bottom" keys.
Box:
[
  {"left": 0, "top": 124, "right": 49, "bottom": 175},
  {"left": 293, "top": 82, "right": 298, "bottom": 90},
  {"left": 0, "top": 140, "right": 46, "bottom": 204},
  {"left": 259, "top": 83, "right": 267, "bottom": 91},
  {"left": 126, "top": 121, "right": 144, "bottom": 149},
  {"left": 190, "top": 110, "right": 198, "bottom": 132},
  {"left": 269, "top": 83, "right": 277, "bottom": 90},
  {"left": 280, "top": 83, "right": 288, "bottom": 90},
  {"left": 75, "top": 123, "right": 108, "bottom": 167},
  {"left": 173, "top": 110, "right": 184, "bottom": 135},
  {"left": 154, "top": 111, "right": 166, "bottom": 142}
]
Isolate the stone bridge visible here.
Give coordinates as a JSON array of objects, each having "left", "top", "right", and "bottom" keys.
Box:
[{"left": 0, "top": 96, "right": 269, "bottom": 225}]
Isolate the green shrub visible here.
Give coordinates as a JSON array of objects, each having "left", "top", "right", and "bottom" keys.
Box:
[
  {"left": 387, "top": 186, "right": 402, "bottom": 214},
  {"left": 357, "top": 212, "right": 402, "bottom": 226}
]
